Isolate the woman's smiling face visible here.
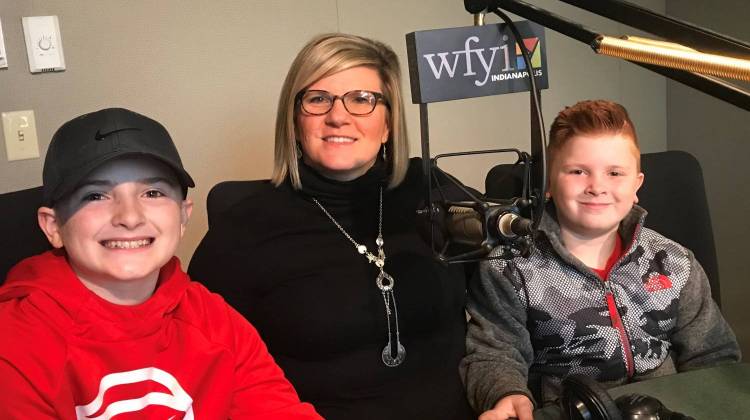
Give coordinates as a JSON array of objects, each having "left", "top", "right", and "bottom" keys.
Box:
[{"left": 296, "top": 66, "right": 390, "bottom": 181}]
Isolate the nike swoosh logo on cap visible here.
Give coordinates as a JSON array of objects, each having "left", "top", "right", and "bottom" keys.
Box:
[{"left": 94, "top": 127, "right": 141, "bottom": 141}]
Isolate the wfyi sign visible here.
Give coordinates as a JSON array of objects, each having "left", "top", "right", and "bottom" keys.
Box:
[{"left": 406, "top": 21, "right": 548, "bottom": 104}]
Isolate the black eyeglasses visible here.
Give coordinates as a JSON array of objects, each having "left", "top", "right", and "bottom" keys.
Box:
[{"left": 297, "top": 89, "right": 389, "bottom": 116}]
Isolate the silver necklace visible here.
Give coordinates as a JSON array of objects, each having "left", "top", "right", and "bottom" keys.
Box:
[{"left": 311, "top": 186, "right": 406, "bottom": 367}]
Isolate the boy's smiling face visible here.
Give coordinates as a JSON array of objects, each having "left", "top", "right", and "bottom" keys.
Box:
[
  {"left": 38, "top": 157, "right": 192, "bottom": 304},
  {"left": 548, "top": 133, "right": 644, "bottom": 240}
]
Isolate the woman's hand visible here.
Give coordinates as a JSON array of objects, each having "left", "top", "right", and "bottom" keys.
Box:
[{"left": 479, "top": 394, "right": 534, "bottom": 420}]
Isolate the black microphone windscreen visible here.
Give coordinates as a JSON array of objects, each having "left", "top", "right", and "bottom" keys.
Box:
[{"left": 464, "top": 0, "right": 488, "bottom": 14}]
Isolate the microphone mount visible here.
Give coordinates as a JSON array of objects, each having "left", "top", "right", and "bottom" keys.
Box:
[
  {"left": 411, "top": 9, "right": 548, "bottom": 264},
  {"left": 427, "top": 149, "right": 538, "bottom": 263}
]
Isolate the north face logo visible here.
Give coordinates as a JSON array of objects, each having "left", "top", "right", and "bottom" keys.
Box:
[{"left": 644, "top": 274, "right": 673, "bottom": 292}]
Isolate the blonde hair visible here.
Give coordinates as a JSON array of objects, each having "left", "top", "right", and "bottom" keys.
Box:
[{"left": 271, "top": 33, "right": 409, "bottom": 189}]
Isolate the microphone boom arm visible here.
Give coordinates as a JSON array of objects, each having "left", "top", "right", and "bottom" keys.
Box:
[{"left": 487, "top": 0, "right": 750, "bottom": 110}]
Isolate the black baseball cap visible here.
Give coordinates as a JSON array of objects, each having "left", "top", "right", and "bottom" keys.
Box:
[{"left": 42, "top": 108, "right": 195, "bottom": 206}]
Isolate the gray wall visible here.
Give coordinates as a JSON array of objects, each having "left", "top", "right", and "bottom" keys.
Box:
[
  {"left": 0, "top": 0, "right": 666, "bottom": 266},
  {"left": 666, "top": 0, "right": 750, "bottom": 356}
]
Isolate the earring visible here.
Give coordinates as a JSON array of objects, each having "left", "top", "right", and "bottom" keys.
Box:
[
  {"left": 382, "top": 142, "right": 388, "bottom": 161},
  {"left": 295, "top": 142, "right": 303, "bottom": 157}
]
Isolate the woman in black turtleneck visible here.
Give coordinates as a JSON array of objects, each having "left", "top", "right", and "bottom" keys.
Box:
[{"left": 189, "top": 33, "right": 474, "bottom": 420}]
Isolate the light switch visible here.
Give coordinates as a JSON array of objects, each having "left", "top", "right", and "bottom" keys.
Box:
[
  {"left": 0, "top": 18, "right": 8, "bottom": 69},
  {"left": 2, "top": 110, "right": 40, "bottom": 161}
]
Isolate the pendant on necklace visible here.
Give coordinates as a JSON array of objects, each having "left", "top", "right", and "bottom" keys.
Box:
[
  {"left": 382, "top": 342, "right": 406, "bottom": 367},
  {"left": 376, "top": 271, "right": 395, "bottom": 292}
]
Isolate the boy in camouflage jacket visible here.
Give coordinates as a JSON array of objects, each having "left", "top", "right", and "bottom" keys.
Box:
[{"left": 460, "top": 100, "right": 740, "bottom": 420}]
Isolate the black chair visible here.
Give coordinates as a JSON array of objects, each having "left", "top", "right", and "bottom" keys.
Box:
[
  {"left": 188, "top": 180, "right": 270, "bottom": 277},
  {"left": 0, "top": 186, "right": 51, "bottom": 283},
  {"left": 485, "top": 160, "right": 527, "bottom": 201},
  {"left": 202, "top": 180, "right": 270, "bottom": 226},
  {"left": 485, "top": 150, "right": 721, "bottom": 306}
]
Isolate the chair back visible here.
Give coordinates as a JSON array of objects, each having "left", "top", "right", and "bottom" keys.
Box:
[
  {"left": 189, "top": 180, "right": 270, "bottom": 277},
  {"left": 0, "top": 186, "right": 51, "bottom": 283},
  {"left": 638, "top": 151, "right": 720, "bottom": 302},
  {"left": 485, "top": 161, "right": 527, "bottom": 200},
  {"left": 203, "top": 180, "right": 270, "bottom": 226}
]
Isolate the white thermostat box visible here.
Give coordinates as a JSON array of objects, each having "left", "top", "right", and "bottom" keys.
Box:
[
  {"left": 22, "top": 15, "right": 66, "bottom": 73},
  {"left": 0, "top": 18, "right": 8, "bottom": 69}
]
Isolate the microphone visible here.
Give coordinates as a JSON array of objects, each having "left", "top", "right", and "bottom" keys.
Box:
[
  {"left": 445, "top": 202, "right": 533, "bottom": 249},
  {"left": 463, "top": 0, "right": 489, "bottom": 14},
  {"left": 497, "top": 212, "right": 533, "bottom": 238}
]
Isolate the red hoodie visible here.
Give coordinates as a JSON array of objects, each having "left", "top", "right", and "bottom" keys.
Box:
[{"left": 0, "top": 251, "right": 322, "bottom": 420}]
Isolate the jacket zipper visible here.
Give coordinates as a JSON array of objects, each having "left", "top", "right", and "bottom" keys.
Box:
[{"left": 603, "top": 280, "right": 635, "bottom": 379}]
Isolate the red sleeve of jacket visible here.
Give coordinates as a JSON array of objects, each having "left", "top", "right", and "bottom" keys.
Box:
[
  {"left": 0, "top": 360, "right": 60, "bottom": 419},
  {"left": 196, "top": 286, "right": 323, "bottom": 419},
  {"left": 0, "top": 292, "right": 73, "bottom": 420}
]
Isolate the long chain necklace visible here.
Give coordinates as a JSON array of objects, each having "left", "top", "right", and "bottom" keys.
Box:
[{"left": 311, "top": 186, "right": 406, "bottom": 367}]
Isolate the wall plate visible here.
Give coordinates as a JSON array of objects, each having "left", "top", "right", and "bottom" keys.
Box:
[
  {"left": 2, "top": 110, "right": 40, "bottom": 161},
  {"left": 22, "top": 15, "right": 65, "bottom": 73}
]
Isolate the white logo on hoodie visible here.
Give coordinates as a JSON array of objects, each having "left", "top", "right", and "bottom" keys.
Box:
[{"left": 75, "top": 367, "right": 194, "bottom": 420}]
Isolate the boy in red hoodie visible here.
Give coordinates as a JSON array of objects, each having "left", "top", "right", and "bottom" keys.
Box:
[{"left": 0, "top": 108, "right": 322, "bottom": 419}]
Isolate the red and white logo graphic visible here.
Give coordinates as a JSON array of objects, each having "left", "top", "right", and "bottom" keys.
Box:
[
  {"left": 75, "top": 367, "right": 194, "bottom": 420},
  {"left": 644, "top": 274, "right": 673, "bottom": 292}
]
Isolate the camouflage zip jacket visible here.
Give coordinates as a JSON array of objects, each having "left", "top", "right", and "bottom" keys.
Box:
[{"left": 460, "top": 204, "right": 740, "bottom": 411}]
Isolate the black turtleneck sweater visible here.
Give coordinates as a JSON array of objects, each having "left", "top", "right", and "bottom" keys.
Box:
[{"left": 189, "top": 159, "right": 474, "bottom": 419}]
